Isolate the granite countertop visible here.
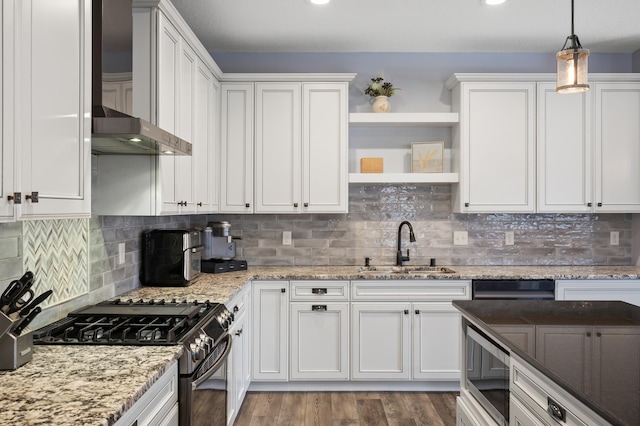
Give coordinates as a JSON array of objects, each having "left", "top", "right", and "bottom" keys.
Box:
[
  {"left": 0, "top": 345, "right": 183, "bottom": 426},
  {"left": 120, "top": 265, "right": 640, "bottom": 303},
  {"left": 453, "top": 300, "right": 640, "bottom": 426},
  {"left": 5, "top": 265, "right": 640, "bottom": 425}
]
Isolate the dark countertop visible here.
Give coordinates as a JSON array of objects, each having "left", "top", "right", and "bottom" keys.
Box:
[{"left": 453, "top": 300, "right": 640, "bottom": 426}]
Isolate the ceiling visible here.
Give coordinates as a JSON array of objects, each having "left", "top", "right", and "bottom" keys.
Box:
[{"left": 168, "top": 0, "right": 640, "bottom": 55}]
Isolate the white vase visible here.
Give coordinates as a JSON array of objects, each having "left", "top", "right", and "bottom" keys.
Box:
[{"left": 372, "top": 96, "right": 391, "bottom": 113}]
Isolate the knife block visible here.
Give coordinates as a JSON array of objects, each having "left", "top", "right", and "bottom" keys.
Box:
[
  {"left": 0, "top": 330, "right": 33, "bottom": 370},
  {"left": 0, "top": 311, "right": 17, "bottom": 338}
]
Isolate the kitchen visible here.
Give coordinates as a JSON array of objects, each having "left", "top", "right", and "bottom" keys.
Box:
[{"left": 2, "top": 0, "right": 640, "bottom": 425}]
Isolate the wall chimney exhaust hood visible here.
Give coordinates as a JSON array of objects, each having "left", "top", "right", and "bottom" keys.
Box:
[{"left": 91, "top": 0, "right": 191, "bottom": 156}]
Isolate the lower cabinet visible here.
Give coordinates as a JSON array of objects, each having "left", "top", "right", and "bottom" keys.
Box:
[
  {"left": 227, "top": 286, "right": 251, "bottom": 425},
  {"left": 115, "top": 362, "right": 179, "bottom": 426},
  {"left": 290, "top": 302, "right": 349, "bottom": 380},
  {"left": 251, "top": 279, "right": 470, "bottom": 386},
  {"left": 556, "top": 279, "right": 640, "bottom": 307},
  {"left": 251, "top": 281, "right": 288, "bottom": 381},
  {"left": 510, "top": 395, "right": 546, "bottom": 426}
]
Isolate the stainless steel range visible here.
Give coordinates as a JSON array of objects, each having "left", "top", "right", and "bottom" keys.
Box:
[{"left": 33, "top": 299, "right": 234, "bottom": 426}]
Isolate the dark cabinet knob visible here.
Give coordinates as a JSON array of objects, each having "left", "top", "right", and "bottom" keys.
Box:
[
  {"left": 597, "top": 202, "right": 603, "bottom": 207},
  {"left": 197, "top": 202, "right": 203, "bottom": 206},
  {"left": 587, "top": 202, "right": 592, "bottom": 207},
  {"left": 464, "top": 202, "right": 470, "bottom": 207},
  {"left": 304, "top": 202, "right": 309, "bottom": 207},
  {"left": 294, "top": 202, "right": 298, "bottom": 208},
  {"left": 281, "top": 288, "right": 286, "bottom": 293},
  {"left": 404, "top": 309, "right": 409, "bottom": 315},
  {"left": 245, "top": 203, "right": 250, "bottom": 208},
  {"left": 312, "top": 305, "right": 327, "bottom": 311},
  {"left": 312, "top": 288, "right": 327, "bottom": 294},
  {"left": 7, "top": 192, "right": 21, "bottom": 204},
  {"left": 25, "top": 192, "right": 39, "bottom": 203},
  {"left": 415, "top": 310, "right": 420, "bottom": 315}
]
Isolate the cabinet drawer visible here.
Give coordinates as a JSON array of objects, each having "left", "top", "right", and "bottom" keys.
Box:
[
  {"left": 351, "top": 280, "right": 470, "bottom": 301},
  {"left": 290, "top": 280, "right": 349, "bottom": 301},
  {"left": 510, "top": 355, "right": 607, "bottom": 426}
]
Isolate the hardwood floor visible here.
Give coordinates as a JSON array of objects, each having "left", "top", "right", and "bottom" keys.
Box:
[{"left": 234, "top": 391, "right": 458, "bottom": 426}]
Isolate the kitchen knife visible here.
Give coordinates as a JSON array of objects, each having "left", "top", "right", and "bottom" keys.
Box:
[
  {"left": 17, "top": 289, "right": 52, "bottom": 318},
  {"left": 5, "top": 281, "right": 34, "bottom": 315},
  {"left": 12, "top": 306, "right": 41, "bottom": 336}
]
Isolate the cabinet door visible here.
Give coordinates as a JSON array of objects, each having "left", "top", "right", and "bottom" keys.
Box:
[
  {"left": 252, "top": 281, "right": 288, "bottom": 381},
  {"left": 220, "top": 83, "right": 254, "bottom": 213},
  {"left": 302, "top": 83, "right": 348, "bottom": 213},
  {"left": 0, "top": 1, "right": 15, "bottom": 221},
  {"left": 174, "top": 40, "right": 196, "bottom": 213},
  {"left": 351, "top": 302, "right": 411, "bottom": 380},
  {"left": 18, "top": 0, "right": 91, "bottom": 219},
  {"left": 193, "top": 61, "right": 219, "bottom": 213},
  {"left": 594, "top": 82, "right": 640, "bottom": 212},
  {"left": 228, "top": 310, "right": 248, "bottom": 425},
  {"left": 156, "top": 14, "right": 180, "bottom": 215},
  {"left": 592, "top": 326, "right": 640, "bottom": 426},
  {"left": 556, "top": 279, "right": 640, "bottom": 307},
  {"left": 536, "top": 325, "right": 592, "bottom": 395},
  {"left": 290, "top": 302, "right": 349, "bottom": 380},
  {"left": 537, "top": 82, "right": 592, "bottom": 213},
  {"left": 510, "top": 395, "right": 547, "bottom": 426},
  {"left": 255, "top": 82, "right": 301, "bottom": 213},
  {"left": 413, "top": 302, "right": 461, "bottom": 380},
  {"left": 460, "top": 82, "right": 536, "bottom": 213}
]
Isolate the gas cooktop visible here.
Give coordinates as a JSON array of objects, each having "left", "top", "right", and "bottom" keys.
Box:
[{"left": 33, "top": 299, "right": 230, "bottom": 346}]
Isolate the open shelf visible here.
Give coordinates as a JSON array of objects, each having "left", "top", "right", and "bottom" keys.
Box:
[
  {"left": 349, "top": 172, "right": 459, "bottom": 184},
  {"left": 349, "top": 112, "right": 459, "bottom": 126}
]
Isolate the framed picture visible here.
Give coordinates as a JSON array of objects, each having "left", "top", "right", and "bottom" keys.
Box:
[{"left": 411, "top": 142, "right": 444, "bottom": 173}]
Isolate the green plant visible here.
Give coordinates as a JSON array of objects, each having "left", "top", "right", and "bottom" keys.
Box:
[{"left": 364, "top": 77, "right": 399, "bottom": 98}]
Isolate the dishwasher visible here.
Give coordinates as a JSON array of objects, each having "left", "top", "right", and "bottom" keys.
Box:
[{"left": 472, "top": 279, "right": 556, "bottom": 300}]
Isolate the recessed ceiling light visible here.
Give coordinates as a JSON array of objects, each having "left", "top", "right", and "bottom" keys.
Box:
[
  {"left": 482, "top": 0, "right": 506, "bottom": 5},
  {"left": 310, "top": 0, "right": 330, "bottom": 4}
]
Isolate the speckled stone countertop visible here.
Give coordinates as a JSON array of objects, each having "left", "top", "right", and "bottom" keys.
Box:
[
  {"left": 4, "top": 264, "right": 640, "bottom": 425},
  {"left": 0, "top": 345, "right": 183, "bottom": 425},
  {"left": 120, "top": 265, "right": 640, "bottom": 303}
]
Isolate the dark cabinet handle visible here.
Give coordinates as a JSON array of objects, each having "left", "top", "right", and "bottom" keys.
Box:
[
  {"left": 597, "top": 202, "right": 603, "bottom": 207},
  {"left": 304, "top": 202, "right": 309, "bottom": 207},
  {"left": 245, "top": 203, "right": 250, "bottom": 208},
  {"left": 25, "top": 192, "right": 39, "bottom": 203},
  {"left": 404, "top": 309, "right": 409, "bottom": 315},
  {"left": 197, "top": 202, "right": 202, "bottom": 206},
  {"left": 464, "top": 202, "right": 470, "bottom": 207},
  {"left": 312, "top": 305, "right": 327, "bottom": 311},
  {"left": 312, "top": 288, "right": 327, "bottom": 294},
  {"left": 586, "top": 332, "right": 591, "bottom": 337},
  {"left": 597, "top": 332, "right": 602, "bottom": 337},
  {"left": 294, "top": 202, "right": 298, "bottom": 207},
  {"left": 547, "top": 398, "right": 566, "bottom": 422},
  {"left": 415, "top": 310, "right": 420, "bottom": 315},
  {"left": 281, "top": 288, "right": 286, "bottom": 293},
  {"left": 235, "top": 328, "right": 243, "bottom": 336},
  {"left": 233, "top": 306, "right": 239, "bottom": 313},
  {"left": 587, "top": 202, "right": 592, "bottom": 207},
  {"left": 7, "top": 192, "right": 21, "bottom": 204}
]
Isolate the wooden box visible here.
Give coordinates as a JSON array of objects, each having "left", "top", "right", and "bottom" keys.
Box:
[{"left": 360, "top": 157, "right": 383, "bottom": 173}]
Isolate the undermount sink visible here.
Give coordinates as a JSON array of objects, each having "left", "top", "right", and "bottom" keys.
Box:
[{"left": 357, "top": 266, "right": 456, "bottom": 275}]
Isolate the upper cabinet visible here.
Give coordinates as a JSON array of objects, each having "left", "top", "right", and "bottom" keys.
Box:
[
  {"left": 94, "top": 0, "right": 222, "bottom": 216},
  {"left": 9, "top": 0, "right": 92, "bottom": 220},
  {"left": 448, "top": 74, "right": 640, "bottom": 214},
  {"left": 449, "top": 79, "right": 536, "bottom": 213},
  {"left": 0, "top": 1, "right": 15, "bottom": 221},
  {"left": 221, "top": 75, "right": 353, "bottom": 215},
  {"left": 254, "top": 82, "right": 349, "bottom": 214},
  {"left": 594, "top": 82, "right": 640, "bottom": 212}
]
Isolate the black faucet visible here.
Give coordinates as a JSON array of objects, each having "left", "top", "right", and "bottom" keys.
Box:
[{"left": 396, "top": 221, "right": 416, "bottom": 266}]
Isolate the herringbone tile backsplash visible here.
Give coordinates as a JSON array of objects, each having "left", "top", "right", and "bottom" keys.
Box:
[{"left": 22, "top": 219, "right": 89, "bottom": 307}]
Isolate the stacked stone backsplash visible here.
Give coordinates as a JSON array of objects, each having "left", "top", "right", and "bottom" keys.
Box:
[{"left": 0, "top": 183, "right": 632, "bottom": 326}]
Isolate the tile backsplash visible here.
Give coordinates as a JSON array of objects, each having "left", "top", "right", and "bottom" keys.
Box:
[{"left": 0, "top": 183, "right": 633, "bottom": 326}]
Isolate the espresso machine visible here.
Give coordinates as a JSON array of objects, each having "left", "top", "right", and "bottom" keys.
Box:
[{"left": 201, "top": 221, "right": 247, "bottom": 273}]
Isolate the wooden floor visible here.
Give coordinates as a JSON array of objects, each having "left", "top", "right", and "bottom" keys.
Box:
[{"left": 234, "top": 391, "right": 458, "bottom": 426}]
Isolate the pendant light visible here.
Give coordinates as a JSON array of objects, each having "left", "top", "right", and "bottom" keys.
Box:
[{"left": 556, "top": 0, "right": 589, "bottom": 93}]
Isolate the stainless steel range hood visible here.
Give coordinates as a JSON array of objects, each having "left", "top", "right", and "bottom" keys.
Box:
[{"left": 91, "top": 0, "right": 191, "bottom": 156}]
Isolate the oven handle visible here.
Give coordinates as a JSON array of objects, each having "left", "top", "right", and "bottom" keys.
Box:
[{"left": 192, "top": 334, "right": 232, "bottom": 390}]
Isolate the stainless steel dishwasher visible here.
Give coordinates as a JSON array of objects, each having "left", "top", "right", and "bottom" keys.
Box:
[{"left": 472, "top": 279, "right": 556, "bottom": 300}]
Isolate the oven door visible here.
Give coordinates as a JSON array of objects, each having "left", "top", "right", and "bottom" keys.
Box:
[
  {"left": 179, "top": 334, "right": 232, "bottom": 426},
  {"left": 466, "top": 326, "right": 510, "bottom": 426}
]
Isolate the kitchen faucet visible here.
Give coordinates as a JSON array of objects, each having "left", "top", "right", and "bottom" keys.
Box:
[{"left": 396, "top": 221, "right": 416, "bottom": 266}]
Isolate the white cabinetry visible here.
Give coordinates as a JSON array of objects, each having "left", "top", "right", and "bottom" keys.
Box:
[
  {"left": 556, "top": 280, "right": 640, "bottom": 307},
  {"left": 255, "top": 82, "right": 349, "bottom": 213},
  {"left": 15, "top": 0, "right": 91, "bottom": 220},
  {"left": 226, "top": 286, "right": 251, "bottom": 426},
  {"left": 594, "top": 82, "right": 640, "bottom": 212},
  {"left": 449, "top": 80, "right": 536, "bottom": 213},
  {"left": 102, "top": 75, "right": 133, "bottom": 116},
  {"left": 252, "top": 281, "right": 288, "bottom": 381},
  {"left": 0, "top": 1, "right": 14, "bottom": 221},
  {"left": 115, "top": 362, "right": 179, "bottom": 426},
  {"left": 290, "top": 280, "right": 350, "bottom": 380},
  {"left": 351, "top": 280, "right": 470, "bottom": 381},
  {"left": 537, "top": 82, "right": 592, "bottom": 213},
  {"left": 220, "top": 83, "right": 254, "bottom": 213}
]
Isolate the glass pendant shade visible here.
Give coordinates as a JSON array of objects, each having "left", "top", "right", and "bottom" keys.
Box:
[{"left": 556, "top": 46, "right": 590, "bottom": 94}]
